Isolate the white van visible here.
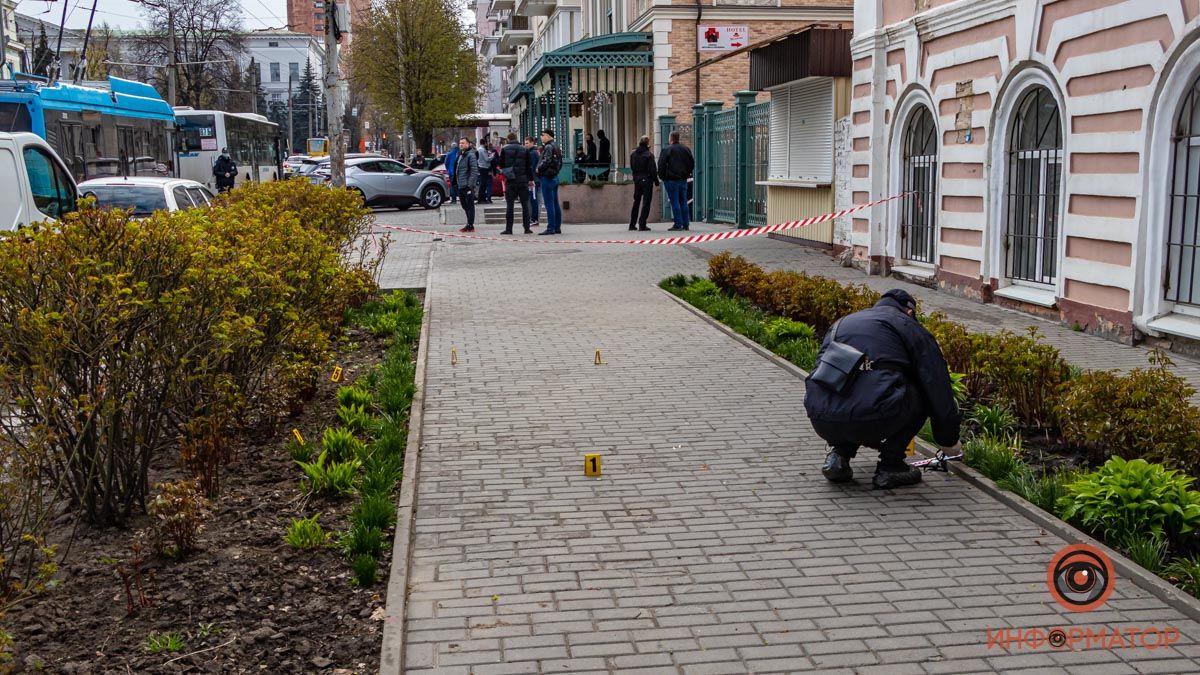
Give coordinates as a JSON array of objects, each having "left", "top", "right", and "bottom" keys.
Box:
[{"left": 0, "top": 132, "right": 78, "bottom": 230}]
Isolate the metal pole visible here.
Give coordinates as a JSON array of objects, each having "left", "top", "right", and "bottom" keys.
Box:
[
  {"left": 51, "top": 0, "right": 70, "bottom": 82},
  {"left": 75, "top": 0, "right": 100, "bottom": 83},
  {"left": 250, "top": 57, "right": 258, "bottom": 115},
  {"left": 324, "top": 1, "right": 345, "bottom": 187},
  {"left": 0, "top": 0, "right": 10, "bottom": 79},
  {"left": 288, "top": 77, "right": 295, "bottom": 155},
  {"left": 166, "top": 8, "right": 177, "bottom": 106}
]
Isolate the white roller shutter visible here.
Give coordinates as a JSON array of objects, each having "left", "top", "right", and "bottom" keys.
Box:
[
  {"left": 768, "top": 86, "right": 790, "bottom": 179},
  {"left": 768, "top": 77, "right": 833, "bottom": 183}
]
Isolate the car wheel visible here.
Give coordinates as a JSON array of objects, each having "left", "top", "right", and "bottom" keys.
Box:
[{"left": 420, "top": 185, "right": 444, "bottom": 209}]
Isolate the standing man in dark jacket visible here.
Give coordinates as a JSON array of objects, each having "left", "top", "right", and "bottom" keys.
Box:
[
  {"left": 213, "top": 148, "right": 237, "bottom": 192},
  {"left": 657, "top": 132, "right": 694, "bottom": 231},
  {"left": 496, "top": 132, "right": 535, "bottom": 234},
  {"left": 805, "top": 289, "right": 962, "bottom": 489},
  {"left": 536, "top": 129, "right": 563, "bottom": 235},
  {"left": 628, "top": 135, "right": 658, "bottom": 231},
  {"left": 584, "top": 133, "right": 597, "bottom": 166},
  {"left": 412, "top": 148, "right": 427, "bottom": 169},
  {"left": 454, "top": 137, "right": 480, "bottom": 232},
  {"left": 524, "top": 136, "right": 540, "bottom": 227}
]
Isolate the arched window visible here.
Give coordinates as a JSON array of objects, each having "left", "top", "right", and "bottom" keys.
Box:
[
  {"left": 1004, "top": 86, "right": 1063, "bottom": 286},
  {"left": 1167, "top": 73, "right": 1200, "bottom": 308},
  {"left": 899, "top": 106, "right": 938, "bottom": 264}
]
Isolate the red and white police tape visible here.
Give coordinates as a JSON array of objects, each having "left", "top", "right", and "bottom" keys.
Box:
[{"left": 378, "top": 192, "right": 911, "bottom": 246}]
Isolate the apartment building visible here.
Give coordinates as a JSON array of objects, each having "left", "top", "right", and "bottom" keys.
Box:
[{"left": 850, "top": 0, "right": 1200, "bottom": 345}]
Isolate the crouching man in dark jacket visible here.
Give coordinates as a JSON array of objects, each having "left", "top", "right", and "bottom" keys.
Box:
[{"left": 804, "top": 289, "right": 962, "bottom": 489}]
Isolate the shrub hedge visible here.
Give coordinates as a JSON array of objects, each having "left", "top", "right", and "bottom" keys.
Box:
[{"left": 0, "top": 180, "right": 379, "bottom": 608}]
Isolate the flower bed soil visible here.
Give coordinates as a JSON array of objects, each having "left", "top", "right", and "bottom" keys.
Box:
[{"left": 7, "top": 318, "right": 411, "bottom": 673}]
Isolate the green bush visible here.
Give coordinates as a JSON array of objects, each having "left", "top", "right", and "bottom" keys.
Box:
[
  {"left": 971, "top": 329, "right": 1070, "bottom": 430},
  {"left": 146, "top": 480, "right": 211, "bottom": 558},
  {"left": 336, "top": 385, "right": 375, "bottom": 410},
  {"left": 1057, "top": 358, "right": 1200, "bottom": 472},
  {"left": 337, "top": 403, "right": 379, "bottom": 436},
  {"left": 143, "top": 631, "right": 186, "bottom": 654},
  {"left": 964, "top": 435, "right": 1023, "bottom": 482},
  {"left": 297, "top": 450, "right": 360, "bottom": 496},
  {"left": 360, "top": 452, "right": 404, "bottom": 497},
  {"left": 286, "top": 437, "right": 312, "bottom": 463},
  {"left": 352, "top": 494, "right": 397, "bottom": 531},
  {"left": 372, "top": 426, "right": 406, "bottom": 460},
  {"left": 1164, "top": 556, "right": 1200, "bottom": 597},
  {"left": 1120, "top": 533, "right": 1169, "bottom": 574},
  {"left": 340, "top": 522, "right": 386, "bottom": 558},
  {"left": 967, "top": 403, "right": 1018, "bottom": 438},
  {"left": 285, "top": 514, "right": 331, "bottom": 550},
  {"left": 996, "top": 465, "right": 1074, "bottom": 516},
  {"left": 322, "top": 427, "right": 366, "bottom": 463},
  {"left": 774, "top": 338, "right": 821, "bottom": 371},
  {"left": 1058, "top": 457, "right": 1200, "bottom": 546},
  {"left": 350, "top": 554, "right": 378, "bottom": 587},
  {"left": 764, "top": 317, "right": 816, "bottom": 345}
]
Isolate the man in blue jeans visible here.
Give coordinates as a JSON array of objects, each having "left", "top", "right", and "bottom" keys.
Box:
[
  {"left": 524, "top": 136, "right": 540, "bottom": 227},
  {"left": 535, "top": 129, "right": 564, "bottom": 235},
  {"left": 657, "top": 131, "right": 695, "bottom": 231}
]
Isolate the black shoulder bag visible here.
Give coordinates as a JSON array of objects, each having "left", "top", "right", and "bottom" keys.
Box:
[{"left": 809, "top": 318, "right": 868, "bottom": 393}]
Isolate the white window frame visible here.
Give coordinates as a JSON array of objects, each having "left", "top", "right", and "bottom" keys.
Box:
[{"left": 766, "top": 77, "right": 833, "bottom": 185}]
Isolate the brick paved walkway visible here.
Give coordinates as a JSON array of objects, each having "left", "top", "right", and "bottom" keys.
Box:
[{"left": 376, "top": 209, "right": 1200, "bottom": 673}]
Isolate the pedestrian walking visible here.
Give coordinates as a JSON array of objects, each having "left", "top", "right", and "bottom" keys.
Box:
[
  {"left": 497, "top": 132, "right": 535, "bottom": 235},
  {"left": 445, "top": 143, "right": 460, "bottom": 203},
  {"left": 524, "top": 136, "right": 540, "bottom": 227},
  {"left": 454, "top": 137, "right": 480, "bottom": 233},
  {"left": 628, "top": 135, "right": 657, "bottom": 232},
  {"left": 658, "top": 131, "right": 695, "bottom": 231},
  {"left": 213, "top": 148, "right": 237, "bottom": 192},
  {"left": 806, "top": 289, "right": 962, "bottom": 489},
  {"left": 477, "top": 140, "right": 495, "bottom": 202},
  {"left": 412, "top": 148, "right": 426, "bottom": 169},
  {"left": 585, "top": 133, "right": 597, "bottom": 166},
  {"left": 536, "top": 128, "right": 563, "bottom": 235}
]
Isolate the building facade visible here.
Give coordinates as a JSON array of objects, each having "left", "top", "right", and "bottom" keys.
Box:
[
  {"left": 244, "top": 32, "right": 325, "bottom": 108},
  {"left": 2, "top": 1, "right": 27, "bottom": 76},
  {"left": 850, "top": 0, "right": 1200, "bottom": 345},
  {"left": 491, "top": 0, "right": 852, "bottom": 180}
]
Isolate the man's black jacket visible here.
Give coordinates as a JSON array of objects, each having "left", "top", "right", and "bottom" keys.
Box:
[
  {"left": 629, "top": 146, "right": 658, "bottom": 183},
  {"left": 803, "top": 296, "right": 961, "bottom": 447},
  {"left": 497, "top": 141, "right": 534, "bottom": 182},
  {"left": 657, "top": 143, "right": 694, "bottom": 181}
]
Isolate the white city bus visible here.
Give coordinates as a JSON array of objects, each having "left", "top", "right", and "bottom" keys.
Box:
[{"left": 174, "top": 108, "right": 282, "bottom": 191}]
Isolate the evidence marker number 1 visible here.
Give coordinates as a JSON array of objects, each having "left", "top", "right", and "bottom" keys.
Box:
[{"left": 584, "top": 454, "right": 602, "bottom": 477}]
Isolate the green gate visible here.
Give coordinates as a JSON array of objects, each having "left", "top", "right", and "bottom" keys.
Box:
[
  {"left": 711, "top": 109, "right": 738, "bottom": 224},
  {"left": 661, "top": 91, "right": 769, "bottom": 229},
  {"left": 746, "top": 101, "right": 770, "bottom": 227},
  {"left": 658, "top": 116, "right": 693, "bottom": 221}
]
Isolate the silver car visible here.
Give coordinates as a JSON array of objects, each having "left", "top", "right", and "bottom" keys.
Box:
[{"left": 314, "top": 157, "right": 448, "bottom": 209}]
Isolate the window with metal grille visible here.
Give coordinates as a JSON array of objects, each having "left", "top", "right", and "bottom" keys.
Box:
[
  {"left": 1004, "top": 86, "right": 1062, "bottom": 286},
  {"left": 899, "top": 105, "right": 937, "bottom": 264},
  {"left": 1166, "top": 73, "right": 1200, "bottom": 307}
]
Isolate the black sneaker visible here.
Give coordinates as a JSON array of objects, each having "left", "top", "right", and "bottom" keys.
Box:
[
  {"left": 821, "top": 451, "right": 853, "bottom": 483},
  {"left": 873, "top": 466, "right": 923, "bottom": 489}
]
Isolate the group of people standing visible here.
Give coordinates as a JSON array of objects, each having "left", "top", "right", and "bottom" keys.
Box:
[
  {"left": 444, "top": 129, "right": 695, "bottom": 235},
  {"left": 451, "top": 129, "right": 564, "bottom": 236}
]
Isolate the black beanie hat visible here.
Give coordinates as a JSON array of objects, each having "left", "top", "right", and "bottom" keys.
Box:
[{"left": 881, "top": 288, "right": 917, "bottom": 312}]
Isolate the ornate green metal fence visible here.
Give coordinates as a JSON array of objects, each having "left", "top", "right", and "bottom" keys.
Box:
[
  {"left": 661, "top": 91, "right": 770, "bottom": 229},
  {"left": 711, "top": 109, "right": 738, "bottom": 224},
  {"left": 658, "top": 116, "right": 693, "bottom": 221},
  {"left": 746, "top": 101, "right": 770, "bottom": 228}
]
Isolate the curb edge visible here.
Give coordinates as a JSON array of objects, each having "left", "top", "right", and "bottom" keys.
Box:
[
  {"left": 379, "top": 245, "right": 435, "bottom": 673},
  {"left": 661, "top": 287, "right": 1200, "bottom": 626}
]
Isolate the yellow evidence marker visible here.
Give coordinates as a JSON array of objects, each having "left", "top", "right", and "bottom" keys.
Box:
[
  {"left": 584, "top": 454, "right": 602, "bottom": 477},
  {"left": 292, "top": 428, "right": 305, "bottom": 445},
  {"left": 594, "top": 349, "right": 606, "bottom": 365},
  {"left": 451, "top": 347, "right": 459, "bottom": 366},
  {"left": 330, "top": 366, "right": 343, "bottom": 382},
  {"left": 906, "top": 437, "right": 916, "bottom": 456}
]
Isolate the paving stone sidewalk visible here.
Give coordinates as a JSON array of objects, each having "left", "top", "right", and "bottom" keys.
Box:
[{"left": 376, "top": 210, "right": 1200, "bottom": 673}]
